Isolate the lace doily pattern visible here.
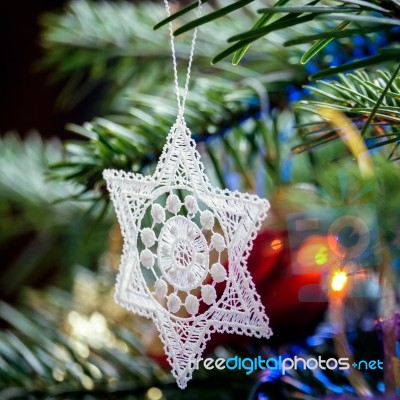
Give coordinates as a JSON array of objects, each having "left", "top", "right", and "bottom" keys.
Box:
[{"left": 103, "top": 118, "right": 272, "bottom": 388}]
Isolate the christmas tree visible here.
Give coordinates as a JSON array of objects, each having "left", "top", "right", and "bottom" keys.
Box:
[{"left": 1, "top": 0, "right": 400, "bottom": 398}]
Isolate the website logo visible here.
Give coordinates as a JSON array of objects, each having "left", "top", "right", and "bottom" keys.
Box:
[{"left": 191, "top": 356, "right": 383, "bottom": 376}]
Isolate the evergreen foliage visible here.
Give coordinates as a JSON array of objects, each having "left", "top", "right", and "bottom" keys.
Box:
[{"left": 1, "top": 1, "right": 399, "bottom": 398}]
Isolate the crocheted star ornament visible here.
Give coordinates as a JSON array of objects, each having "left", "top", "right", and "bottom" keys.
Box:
[{"left": 103, "top": 117, "right": 272, "bottom": 388}]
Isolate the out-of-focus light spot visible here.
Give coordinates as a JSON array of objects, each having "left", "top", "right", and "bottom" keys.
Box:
[
  {"left": 305, "top": 62, "right": 319, "bottom": 74},
  {"left": 68, "top": 311, "right": 114, "bottom": 348},
  {"left": 295, "top": 235, "right": 332, "bottom": 273},
  {"left": 146, "top": 387, "right": 163, "bottom": 400},
  {"left": 88, "top": 363, "right": 102, "bottom": 380},
  {"left": 331, "top": 270, "right": 348, "bottom": 292},
  {"left": 306, "top": 335, "right": 324, "bottom": 347},
  {"left": 353, "top": 35, "right": 365, "bottom": 46},
  {"left": 353, "top": 47, "right": 365, "bottom": 58},
  {"left": 315, "top": 246, "right": 328, "bottom": 265},
  {"left": 52, "top": 368, "right": 65, "bottom": 382},
  {"left": 54, "top": 344, "right": 69, "bottom": 361},
  {"left": 75, "top": 341, "right": 90, "bottom": 358},
  {"left": 90, "top": 312, "right": 107, "bottom": 332},
  {"left": 287, "top": 84, "right": 303, "bottom": 102},
  {"left": 377, "top": 381, "right": 385, "bottom": 392},
  {"left": 68, "top": 311, "right": 80, "bottom": 325},
  {"left": 118, "top": 341, "right": 129, "bottom": 353},
  {"left": 271, "top": 239, "right": 282, "bottom": 251},
  {"left": 81, "top": 375, "right": 94, "bottom": 390}
]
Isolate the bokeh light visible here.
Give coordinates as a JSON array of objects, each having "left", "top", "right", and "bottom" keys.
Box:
[{"left": 331, "top": 270, "right": 348, "bottom": 292}]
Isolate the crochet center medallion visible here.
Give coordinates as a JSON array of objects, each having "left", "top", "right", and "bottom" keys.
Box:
[{"left": 104, "top": 117, "right": 272, "bottom": 388}]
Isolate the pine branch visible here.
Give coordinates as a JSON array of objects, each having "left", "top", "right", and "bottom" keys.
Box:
[
  {"left": 157, "top": 0, "right": 400, "bottom": 70},
  {"left": 0, "top": 290, "right": 167, "bottom": 398},
  {"left": 49, "top": 76, "right": 294, "bottom": 198},
  {"left": 0, "top": 134, "right": 111, "bottom": 299},
  {"left": 39, "top": 1, "right": 304, "bottom": 110},
  {"left": 300, "top": 69, "right": 400, "bottom": 122},
  {"left": 295, "top": 68, "right": 400, "bottom": 159},
  {"left": 41, "top": 2, "right": 400, "bottom": 200},
  {"left": 0, "top": 275, "right": 389, "bottom": 399}
]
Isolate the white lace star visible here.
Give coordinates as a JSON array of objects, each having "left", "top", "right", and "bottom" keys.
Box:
[{"left": 103, "top": 118, "right": 272, "bottom": 388}]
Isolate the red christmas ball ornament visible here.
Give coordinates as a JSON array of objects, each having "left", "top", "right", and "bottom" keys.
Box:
[{"left": 252, "top": 230, "right": 327, "bottom": 344}]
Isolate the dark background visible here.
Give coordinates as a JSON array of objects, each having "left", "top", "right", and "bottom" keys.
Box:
[
  {"left": 1, "top": 1, "right": 71, "bottom": 138},
  {"left": 0, "top": 0, "right": 196, "bottom": 139}
]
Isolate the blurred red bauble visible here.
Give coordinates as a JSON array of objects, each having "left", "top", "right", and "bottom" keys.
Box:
[{"left": 244, "top": 229, "right": 327, "bottom": 345}]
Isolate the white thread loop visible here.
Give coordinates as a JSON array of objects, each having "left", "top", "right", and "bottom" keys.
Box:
[{"left": 163, "top": 0, "right": 202, "bottom": 118}]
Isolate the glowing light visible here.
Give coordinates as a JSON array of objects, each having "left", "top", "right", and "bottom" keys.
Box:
[
  {"left": 294, "top": 235, "right": 332, "bottom": 273},
  {"left": 314, "top": 246, "right": 328, "bottom": 265},
  {"left": 271, "top": 239, "right": 282, "bottom": 250},
  {"left": 52, "top": 368, "right": 65, "bottom": 382},
  {"left": 68, "top": 311, "right": 113, "bottom": 348},
  {"left": 146, "top": 387, "right": 163, "bottom": 400},
  {"left": 331, "top": 270, "right": 348, "bottom": 292},
  {"left": 80, "top": 375, "right": 94, "bottom": 390}
]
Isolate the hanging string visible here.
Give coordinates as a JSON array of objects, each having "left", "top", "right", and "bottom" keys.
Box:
[{"left": 163, "top": 0, "right": 203, "bottom": 117}]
